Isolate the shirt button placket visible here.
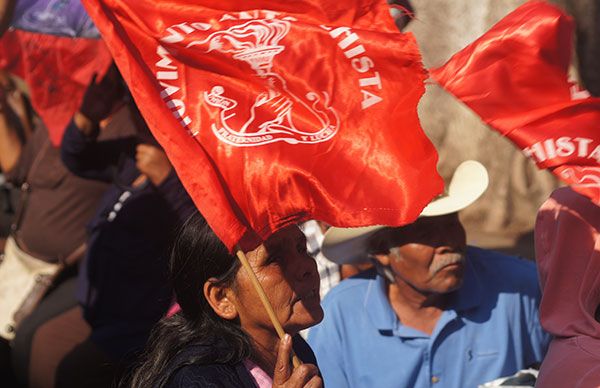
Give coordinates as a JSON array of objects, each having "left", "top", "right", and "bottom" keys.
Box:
[
  {"left": 424, "top": 349, "right": 438, "bottom": 386},
  {"left": 427, "top": 346, "right": 440, "bottom": 386}
]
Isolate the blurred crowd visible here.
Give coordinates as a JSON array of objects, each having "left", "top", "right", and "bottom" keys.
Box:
[{"left": 0, "top": 63, "right": 196, "bottom": 387}]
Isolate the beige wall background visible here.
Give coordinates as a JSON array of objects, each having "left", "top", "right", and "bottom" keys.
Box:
[{"left": 406, "top": 0, "right": 598, "bottom": 256}]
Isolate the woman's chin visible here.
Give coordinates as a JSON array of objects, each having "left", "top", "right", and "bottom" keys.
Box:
[{"left": 290, "top": 302, "right": 324, "bottom": 331}]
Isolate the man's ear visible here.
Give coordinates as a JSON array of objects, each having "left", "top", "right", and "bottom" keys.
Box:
[
  {"left": 372, "top": 253, "right": 391, "bottom": 266},
  {"left": 204, "top": 279, "right": 238, "bottom": 320},
  {"left": 370, "top": 255, "right": 396, "bottom": 284}
]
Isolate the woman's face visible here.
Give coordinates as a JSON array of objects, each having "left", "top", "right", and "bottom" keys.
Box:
[{"left": 232, "top": 225, "right": 324, "bottom": 335}]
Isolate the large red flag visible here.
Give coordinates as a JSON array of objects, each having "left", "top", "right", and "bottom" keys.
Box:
[
  {"left": 82, "top": 0, "right": 442, "bottom": 251},
  {"left": 431, "top": 1, "right": 600, "bottom": 204},
  {"left": 0, "top": 29, "right": 112, "bottom": 145}
]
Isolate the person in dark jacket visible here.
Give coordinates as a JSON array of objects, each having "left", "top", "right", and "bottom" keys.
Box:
[
  {"left": 128, "top": 213, "right": 324, "bottom": 388},
  {"left": 23, "top": 68, "right": 195, "bottom": 388}
]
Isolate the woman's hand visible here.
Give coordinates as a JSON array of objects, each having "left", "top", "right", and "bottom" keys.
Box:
[
  {"left": 80, "top": 66, "right": 124, "bottom": 119},
  {"left": 272, "top": 334, "right": 323, "bottom": 388}
]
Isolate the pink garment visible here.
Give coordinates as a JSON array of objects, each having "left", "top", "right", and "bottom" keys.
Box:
[
  {"left": 535, "top": 187, "right": 600, "bottom": 388},
  {"left": 166, "top": 303, "right": 181, "bottom": 317},
  {"left": 243, "top": 359, "right": 273, "bottom": 388}
]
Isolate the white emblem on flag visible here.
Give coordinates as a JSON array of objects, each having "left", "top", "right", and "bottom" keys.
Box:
[{"left": 188, "top": 18, "right": 340, "bottom": 147}]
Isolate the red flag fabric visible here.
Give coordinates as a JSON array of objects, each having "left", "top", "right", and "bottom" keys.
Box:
[
  {"left": 82, "top": 0, "right": 442, "bottom": 251},
  {"left": 0, "top": 31, "right": 23, "bottom": 75},
  {"left": 0, "top": 29, "right": 112, "bottom": 145},
  {"left": 431, "top": 1, "right": 600, "bottom": 204}
]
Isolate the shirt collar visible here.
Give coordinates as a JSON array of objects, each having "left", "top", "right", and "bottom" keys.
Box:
[
  {"left": 364, "top": 270, "right": 398, "bottom": 332},
  {"left": 363, "top": 251, "right": 483, "bottom": 334}
]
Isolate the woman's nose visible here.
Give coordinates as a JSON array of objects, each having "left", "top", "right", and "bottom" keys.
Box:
[{"left": 294, "top": 251, "right": 318, "bottom": 281}]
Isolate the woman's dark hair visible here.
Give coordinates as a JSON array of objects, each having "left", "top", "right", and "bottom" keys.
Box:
[{"left": 127, "top": 212, "right": 251, "bottom": 387}]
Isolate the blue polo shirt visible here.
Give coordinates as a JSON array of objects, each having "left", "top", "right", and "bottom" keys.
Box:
[{"left": 308, "top": 247, "right": 550, "bottom": 388}]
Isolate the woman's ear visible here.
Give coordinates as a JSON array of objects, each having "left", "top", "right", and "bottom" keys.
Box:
[{"left": 204, "top": 279, "right": 238, "bottom": 320}]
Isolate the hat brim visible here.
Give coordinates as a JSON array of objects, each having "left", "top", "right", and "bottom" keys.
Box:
[{"left": 321, "top": 160, "right": 488, "bottom": 265}]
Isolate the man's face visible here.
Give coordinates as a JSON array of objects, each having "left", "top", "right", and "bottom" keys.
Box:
[{"left": 372, "top": 213, "right": 467, "bottom": 294}]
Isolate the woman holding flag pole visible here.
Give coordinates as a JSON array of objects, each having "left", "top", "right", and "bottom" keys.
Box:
[{"left": 127, "top": 214, "right": 324, "bottom": 387}]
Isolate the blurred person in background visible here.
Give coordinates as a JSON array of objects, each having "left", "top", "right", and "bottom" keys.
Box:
[
  {"left": 40, "top": 67, "right": 195, "bottom": 388},
  {"left": 0, "top": 70, "right": 24, "bottom": 252},
  {"left": 0, "top": 70, "right": 109, "bottom": 387},
  {"left": 535, "top": 187, "right": 600, "bottom": 387}
]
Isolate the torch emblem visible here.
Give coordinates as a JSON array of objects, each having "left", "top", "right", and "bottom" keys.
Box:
[{"left": 188, "top": 18, "right": 339, "bottom": 147}]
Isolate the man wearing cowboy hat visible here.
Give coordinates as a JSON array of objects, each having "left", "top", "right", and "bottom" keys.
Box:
[{"left": 308, "top": 161, "right": 550, "bottom": 388}]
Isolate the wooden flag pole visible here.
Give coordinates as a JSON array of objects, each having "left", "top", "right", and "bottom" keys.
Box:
[{"left": 235, "top": 248, "right": 301, "bottom": 368}]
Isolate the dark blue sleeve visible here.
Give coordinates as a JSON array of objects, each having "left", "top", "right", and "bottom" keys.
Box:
[
  {"left": 153, "top": 170, "right": 196, "bottom": 225},
  {"left": 293, "top": 334, "right": 319, "bottom": 367},
  {"left": 60, "top": 119, "right": 137, "bottom": 183},
  {"left": 165, "top": 364, "right": 251, "bottom": 388}
]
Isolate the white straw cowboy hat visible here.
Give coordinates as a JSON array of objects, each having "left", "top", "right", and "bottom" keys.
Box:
[{"left": 321, "top": 160, "right": 489, "bottom": 265}]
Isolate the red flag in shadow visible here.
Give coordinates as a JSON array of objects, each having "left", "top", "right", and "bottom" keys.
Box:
[
  {"left": 432, "top": 1, "right": 600, "bottom": 205},
  {"left": 0, "top": 29, "right": 112, "bottom": 145}
]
